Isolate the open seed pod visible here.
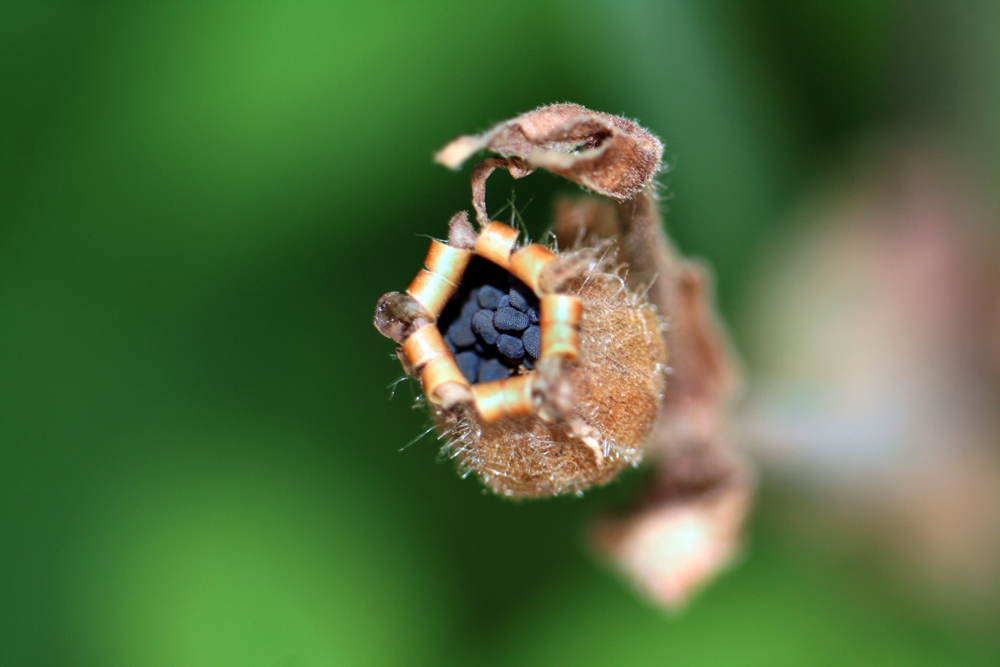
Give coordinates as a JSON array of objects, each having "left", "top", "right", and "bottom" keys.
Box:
[
  {"left": 375, "top": 210, "right": 667, "bottom": 498},
  {"left": 375, "top": 104, "right": 747, "bottom": 530},
  {"left": 375, "top": 105, "right": 670, "bottom": 498}
]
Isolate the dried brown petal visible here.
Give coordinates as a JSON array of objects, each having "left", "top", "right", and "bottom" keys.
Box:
[{"left": 436, "top": 103, "right": 664, "bottom": 225}]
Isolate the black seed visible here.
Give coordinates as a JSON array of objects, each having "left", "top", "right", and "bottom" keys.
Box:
[
  {"left": 523, "top": 325, "right": 541, "bottom": 359},
  {"left": 461, "top": 296, "right": 480, "bottom": 316},
  {"left": 471, "top": 309, "right": 499, "bottom": 345},
  {"left": 497, "top": 294, "right": 510, "bottom": 309},
  {"left": 497, "top": 334, "right": 525, "bottom": 359},
  {"left": 494, "top": 306, "right": 529, "bottom": 332},
  {"left": 477, "top": 284, "right": 504, "bottom": 310},
  {"left": 509, "top": 287, "right": 530, "bottom": 312},
  {"left": 526, "top": 306, "right": 539, "bottom": 324},
  {"left": 477, "top": 358, "right": 509, "bottom": 384},
  {"left": 447, "top": 313, "right": 477, "bottom": 348},
  {"left": 454, "top": 351, "right": 481, "bottom": 383}
]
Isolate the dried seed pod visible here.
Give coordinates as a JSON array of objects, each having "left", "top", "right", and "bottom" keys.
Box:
[
  {"left": 377, "top": 216, "right": 666, "bottom": 498},
  {"left": 374, "top": 105, "right": 671, "bottom": 498},
  {"left": 374, "top": 104, "right": 753, "bottom": 609},
  {"left": 374, "top": 105, "right": 744, "bottom": 513}
]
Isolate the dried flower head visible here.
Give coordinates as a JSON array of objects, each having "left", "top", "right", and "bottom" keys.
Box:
[
  {"left": 375, "top": 104, "right": 749, "bottom": 550},
  {"left": 376, "top": 105, "right": 669, "bottom": 497},
  {"left": 374, "top": 103, "right": 752, "bottom": 605}
]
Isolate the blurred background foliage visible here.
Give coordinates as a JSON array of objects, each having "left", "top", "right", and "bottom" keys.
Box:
[{"left": 3, "top": 1, "right": 999, "bottom": 665}]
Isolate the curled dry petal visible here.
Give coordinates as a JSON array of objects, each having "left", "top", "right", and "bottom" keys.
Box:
[{"left": 435, "top": 104, "right": 664, "bottom": 225}]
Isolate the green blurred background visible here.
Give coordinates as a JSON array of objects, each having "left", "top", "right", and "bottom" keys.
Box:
[{"left": 3, "top": 1, "right": 999, "bottom": 665}]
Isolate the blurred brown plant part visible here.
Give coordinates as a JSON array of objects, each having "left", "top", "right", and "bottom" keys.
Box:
[
  {"left": 741, "top": 135, "right": 1000, "bottom": 612},
  {"left": 549, "top": 188, "right": 751, "bottom": 609}
]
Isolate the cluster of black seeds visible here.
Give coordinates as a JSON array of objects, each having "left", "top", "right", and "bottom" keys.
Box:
[{"left": 439, "top": 257, "right": 541, "bottom": 384}]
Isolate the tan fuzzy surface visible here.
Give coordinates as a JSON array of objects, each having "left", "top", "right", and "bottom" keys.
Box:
[{"left": 435, "top": 252, "right": 667, "bottom": 498}]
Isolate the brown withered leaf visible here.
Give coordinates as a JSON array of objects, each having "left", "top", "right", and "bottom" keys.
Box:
[{"left": 435, "top": 103, "right": 664, "bottom": 225}]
